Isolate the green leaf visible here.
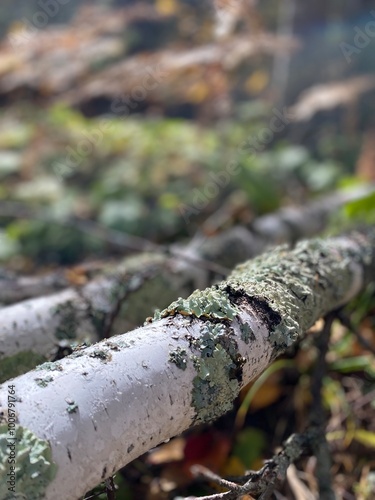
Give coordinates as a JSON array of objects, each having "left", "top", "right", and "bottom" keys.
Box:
[
  {"left": 344, "top": 192, "right": 375, "bottom": 221},
  {"left": 353, "top": 429, "right": 375, "bottom": 449},
  {"left": 329, "top": 356, "right": 375, "bottom": 378},
  {"left": 233, "top": 428, "right": 266, "bottom": 468}
]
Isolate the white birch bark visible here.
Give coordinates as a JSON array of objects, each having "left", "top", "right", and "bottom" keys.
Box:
[
  {"left": 0, "top": 229, "right": 374, "bottom": 500},
  {"left": 0, "top": 254, "right": 191, "bottom": 382}
]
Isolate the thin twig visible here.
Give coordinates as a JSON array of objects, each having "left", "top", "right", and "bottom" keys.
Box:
[
  {"left": 308, "top": 313, "right": 335, "bottom": 500},
  {"left": 105, "top": 476, "right": 116, "bottom": 500},
  {"left": 191, "top": 465, "right": 243, "bottom": 492},
  {"left": 336, "top": 310, "right": 375, "bottom": 355},
  {"left": 182, "top": 434, "right": 310, "bottom": 500}
]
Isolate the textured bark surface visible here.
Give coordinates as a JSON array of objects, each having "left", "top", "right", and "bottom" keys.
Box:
[
  {"left": 0, "top": 253, "right": 193, "bottom": 382},
  {"left": 0, "top": 229, "right": 374, "bottom": 500}
]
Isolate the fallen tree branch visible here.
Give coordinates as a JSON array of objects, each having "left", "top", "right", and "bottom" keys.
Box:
[
  {"left": 336, "top": 309, "right": 375, "bottom": 355},
  {"left": 0, "top": 229, "right": 374, "bottom": 499},
  {"left": 183, "top": 432, "right": 311, "bottom": 499},
  {"left": 0, "top": 184, "right": 371, "bottom": 304},
  {"left": 0, "top": 253, "right": 195, "bottom": 382},
  {"left": 0, "top": 185, "right": 372, "bottom": 382},
  {"left": 170, "top": 183, "right": 375, "bottom": 271},
  {"left": 307, "top": 313, "right": 335, "bottom": 500}
]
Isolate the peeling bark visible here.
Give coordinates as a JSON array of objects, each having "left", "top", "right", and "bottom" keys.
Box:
[{"left": 0, "top": 229, "right": 374, "bottom": 500}]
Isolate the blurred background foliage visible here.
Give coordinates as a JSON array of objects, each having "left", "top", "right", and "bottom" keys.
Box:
[
  {"left": 0, "top": 0, "right": 374, "bottom": 267},
  {"left": 0, "top": 103, "right": 352, "bottom": 264}
]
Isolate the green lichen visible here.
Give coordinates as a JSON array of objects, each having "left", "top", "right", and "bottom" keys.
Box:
[
  {"left": 114, "top": 339, "right": 135, "bottom": 349},
  {"left": 89, "top": 349, "right": 111, "bottom": 362},
  {"left": 190, "top": 322, "right": 241, "bottom": 423},
  {"left": 35, "top": 362, "right": 63, "bottom": 372},
  {"left": 0, "top": 351, "right": 46, "bottom": 384},
  {"left": 127, "top": 274, "right": 184, "bottom": 325},
  {"left": 70, "top": 342, "right": 90, "bottom": 358},
  {"left": 66, "top": 401, "right": 79, "bottom": 414},
  {"left": 0, "top": 424, "right": 57, "bottom": 499},
  {"left": 155, "top": 288, "right": 239, "bottom": 321},
  {"left": 240, "top": 323, "right": 255, "bottom": 344},
  {"left": 169, "top": 347, "right": 188, "bottom": 370},
  {"left": 190, "top": 323, "right": 237, "bottom": 358},
  {"left": 103, "top": 340, "right": 121, "bottom": 351},
  {"left": 53, "top": 300, "right": 79, "bottom": 340},
  {"left": 224, "top": 238, "right": 367, "bottom": 354},
  {"left": 34, "top": 375, "right": 54, "bottom": 388},
  {"left": 192, "top": 345, "right": 239, "bottom": 423}
]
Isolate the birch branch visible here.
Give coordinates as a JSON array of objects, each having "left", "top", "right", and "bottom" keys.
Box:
[
  {"left": 0, "top": 253, "right": 193, "bottom": 382},
  {"left": 0, "top": 229, "right": 374, "bottom": 500},
  {"left": 0, "top": 184, "right": 371, "bottom": 305},
  {"left": 165, "top": 183, "right": 374, "bottom": 271},
  {"left": 0, "top": 185, "right": 372, "bottom": 383}
]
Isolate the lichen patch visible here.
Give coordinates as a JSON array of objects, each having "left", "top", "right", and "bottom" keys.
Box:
[
  {"left": 154, "top": 288, "right": 239, "bottom": 321},
  {"left": 0, "top": 424, "right": 57, "bottom": 499}
]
